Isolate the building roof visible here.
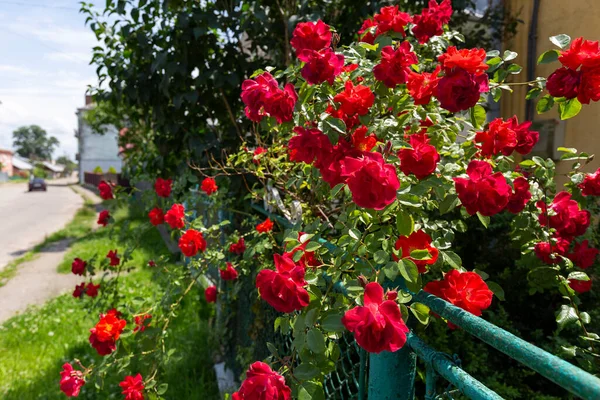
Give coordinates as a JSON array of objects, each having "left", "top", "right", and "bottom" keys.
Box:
[
  {"left": 41, "top": 161, "right": 65, "bottom": 173},
  {"left": 0, "top": 149, "right": 13, "bottom": 155},
  {"left": 12, "top": 155, "right": 33, "bottom": 170}
]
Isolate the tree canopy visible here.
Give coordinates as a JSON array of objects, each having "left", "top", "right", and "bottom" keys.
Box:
[{"left": 12, "top": 125, "right": 59, "bottom": 161}]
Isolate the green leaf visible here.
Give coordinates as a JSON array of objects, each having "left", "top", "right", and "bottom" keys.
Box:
[
  {"left": 476, "top": 212, "right": 490, "bottom": 228},
  {"left": 410, "top": 302, "right": 430, "bottom": 324},
  {"left": 321, "top": 313, "right": 345, "bottom": 332},
  {"left": 486, "top": 56, "right": 503, "bottom": 66},
  {"left": 556, "top": 305, "right": 578, "bottom": 331},
  {"left": 299, "top": 381, "right": 326, "bottom": 400},
  {"left": 536, "top": 95, "right": 555, "bottom": 114},
  {"left": 439, "top": 194, "right": 459, "bottom": 215},
  {"left": 410, "top": 249, "right": 431, "bottom": 260},
  {"left": 557, "top": 147, "right": 577, "bottom": 154},
  {"left": 306, "top": 329, "right": 326, "bottom": 354},
  {"left": 443, "top": 251, "right": 462, "bottom": 269},
  {"left": 537, "top": 49, "right": 560, "bottom": 64},
  {"left": 156, "top": 383, "right": 168, "bottom": 395},
  {"left": 383, "top": 261, "right": 399, "bottom": 281},
  {"left": 373, "top": 250, "right": 390, "bottom": 264},
  {"left": 396, "top": 211, "right": 414, "bottom": 236},
  {"left": 503, "top": 50, "right": 518, "bottom": 61},
  {"left": 486, "top": 281, "right": 505, "bottom": 301},
  {"left": 470, "top": 105, "right": 486, "bottom": 129},
  {"left": 349, "top": 228, "right": 361, "bottom": 241},
  {"left": 558, "top": 98, "right": 582, "bottom": 120},
  {"left": 294, "top": 363, "right": 320, "bottom": 380},
  {"left": 550, "top": 34, "right": 571, "bottom": 50},
  {"left": 526, "top": 87, "right": 542, "bottom": 100},
  {"left": 304, "top": 242, "right": 321, "bottom": 252},
  {"left": 398, "top": 259, "right": 419, "bottom": 283},
  {"left": 507, "top": 63, "right": 522, "bottom": 74},
  {"left": 568, "top": 271, "right": 590, "bottom": 281}
]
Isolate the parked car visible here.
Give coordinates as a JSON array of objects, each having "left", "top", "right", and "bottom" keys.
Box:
[{"left": 28, "top": 177, "right": 47, "bottom": 192}]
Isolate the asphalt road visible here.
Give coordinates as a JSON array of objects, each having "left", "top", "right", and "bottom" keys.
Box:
[{"left": 0, "top": 178, "right": 83, "bottom": 270}]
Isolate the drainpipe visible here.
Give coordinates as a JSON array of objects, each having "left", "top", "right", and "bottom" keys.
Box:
[{"left": 525, "top": 0, "right": 541, "bottom": 121}]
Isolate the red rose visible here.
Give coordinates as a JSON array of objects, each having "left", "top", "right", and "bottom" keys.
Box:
[
  {"left": 298, "top": 48, "right": 344, "bottom": 85},
  {"left": 229, "top": 237, "right": 246, "bottom": 255},
  {"left": 256, "top": 218, "right": 274, "bottom": 233},
  {"left": 373, "top": 43, "right": 418, "bottom": 88},
  {"left": 232, "top": 362, "right": 291, "bottom": 400},
  {"left": 453, "top": 160, "right": 511, "bottom": 216},
  {"left": 148, "top": 260, "right": 156, "bottom": 267},
  {"left": 72, "top": 258, "right": 87, "bottom": 276},
  {"left": 407, "top": 66, "right": 442, "bottom": 105},
  {"left": 154, "top": 177, "right": 172, "bottom": 198},
  {"left": 97, "top": 210, "right": 110, "bottom": 227},
  {"left": 506, "top": 177, "right": 531, "bottom": 214},
  {"left": 241, "top": 72, "right": 279, "bottom": 122},
  {"left": 509, "top": 116, "right": 539, "bottom": 155},
  {"left": 333, "top": 81, "right": 375, "bottom": 116},
  {"left": 256, "top": 254, "right": 310, "bottom": 313},
  {"left": 86, "top": 283, "right": 100, "bottom": 298},
  {"left": 386, "top": 290, "right": 398, "bottom": 301},
  {"left": 568, "top": 240, "right": 599, "bottom": 269},
  {"left": 475, "top": 118, "right": 517, "bottom": 157},
  {"left": 316, "top": 141, "right": 361, "bottom": 188},
  {"left": 201, "top": 177, "right": 218, "bottom": 195},
  {"left": 342, "top": 282, "right": 409, "bottom": 353},
  {"left": 290, "top": 20, "right": 331, "bottom": 53},
  {"left": 343, "top": 63, "right": 359, "bottom": 73},
  {"left": 220, "top": 262, "right": 239, "bottom": 281},
  {"left": 577, "top": 66, "right": 600, "bottom": 104},
  {"left": 283, "top": 232, "right": 319, "bottom": 269},
  {"left": 252, "top": 147, "right": 267, "bottom": 164},
  {"left": 288, "top": 126, "right": 333, "bottom": 164},
  {"left": 546, "top": 67, "right": 580, "bottom": 99},
  {"left": 399, "top": 133, "right": 440, "bottom": 179},
  {"left": 436, "top": 68, "right": 489, "bottom": 113},
  {"left": 438, "top": 46, "right": 488, "bottom": 75},
  {"left": 148, "top": 207, "right": 164, "bottom": 226},
  {"left": 325, "top": 104, "right": 360, "bottom": 130},
  {"left": 534, "top": 238, "right": 570, "bottom": 265},
  {"left": 98, "top": 180, "right": 114, "bottom": 200},
  {"left": 119, "top": 374, "right": 144, "bottom": 400},
  {"left": 569, "top": 278, "right": 592, "bottom": 294},
  {"left": 374, "top": 6, "right": 412, "bottom": 37},
  {"left": 341, "top": 152, "right": 400, "bottom": 210},
  {"left": 358, "top": 18, "right": 378, "bottom": 44},
  {"left": 393, "top": 230, "right": 439, "bottom": 273},
  {"left": 263, "top": 83, "right": 297, "bottom": 124},
  {"left": 179, "top": 229, "right": 207, "bottom": 257},
  {"left": 579, "top": 168, "right": 600, "bottom": 196},
  {"left": 89, "top": 309, "right": 126, "bottom": 356},
  {"left": 205, "top": 285, "right": 217, "bottom": 303},
  {"left": 424, "top": 270, "right": 493, "bottom": 317},
  {"left": 107, "top": 250, "right": 120, "bottom": 266},
  {"left": 73, "top": 282, "right": 86, "bottom": 298},
  {"left": 164, "top": 203, "right": 185, "bottom": 229},
  {"left": 412, "top": 0, "right": 452, "bottom": 44},
  {"left": 351, "top": 126, "right": 378, "bottom": 152},
  {"left": 558, "top": 37, "right": 600, "bottom": 70},
  {"left": 59, "top": 363, "right": 85, "bottom": 397},
  {"left": 537, "top": 191, "right": 590, "bottom": 238},
  {"left": 134, "top": 314, "right": 151, "bottom": 333}
]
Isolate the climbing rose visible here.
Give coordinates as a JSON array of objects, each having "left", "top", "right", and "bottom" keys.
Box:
[
  {"left": 436, "top": 68, "right": 488, "bottom": 113},
  {"left": 148, "top": 207, "right": 164, "bottom": 226},
  {"left": 393, "top": 230, "right": 439, "bottom": 273},
  {"left": 283, "top": 232, "right": 319, "bottom": 268},
  {"left": 290, "top": 20, "right": 331, "bottom": 53},
  {"left": 256, "top": 218, "right": 274, "bottom": 233},
  {"left": 358, "top": 18, "right": 378, "bottom": 44},
  {"left": 256, "top": 254, "right": 310, "bottom": 313},
  {"left": 506, "top": 177, "right": 531, "bottom": 214},
  {"left": 351, "top": 126, "right": 378, "bottom": 152},
  {"left": 579, "top": 168, "right": 600, "bottom": 196},
  {"left": 59, "top": 363, "right": 85, "bottom": 397},
  {"left": 107, "top": 250, "right": 120, "bottom": 266},
  {"left": 325, "top": 104, "right": 360, "bottom": 130},
  {"left": 265, "top": 83, "right": 298, "bottom": 124},
  {"left": 134, "top": 314, "right": 151, "bottom": 333},
  {"left": 373, "top": 5, "right": 412, "bottom": 37},
  {"left": 73, "top": 283, "right": 86, "bottom": 298},
  {"left": 220, "top": 262, "right": 239, "bottom": 281},
  {"left": 373, "top": 43, "right": 418, "bottom": 88},
  {"left": 148, "top": 260, "right": 156, "bottom": 267},
  {"left": 399, "top": 133, "right": 440, "bottom": 179},
  {"left": 546, "top": 67, "right": 580, "bottom": 99},
  {"left": 229, "top": 237, "right": 246, "bottom": 255},
  {"left": 475, "top": 118, "right": 517, "bottom": 157},
  {"left": 86, "top": 283, "right": 100, "bottom": 298},
  {"left": 97, "top": 210, "right": 110, "bottom": 227},
  {"left": 424, "top": 270, "right": 493, "bottom": 317},
  {"left": 412, "top": 0, "right": 453, "bottom": 43},
  {"left": 89, "top": 309, "right": 126, "bottom": 356},
  {"left": 241, "top": 72, "right": 297, "bottom": 123},
  {"left": 178, "top": 229, "right": 207, "bottom": 257},
  {"left": 252, "top": 147, "right": 267, "bottom": 164},
  {"left": 568, "top": 240, "right": 599, "bottom": 269},
  {"left": 342, "top": 282, "right": 409, "bottom": 353},
  {"left": 341, "top": 152, "right": 400, "bottom": 210},
  {"left": 288, "top": 126, "right": 333, "bottom": 164},
  {"left": 333, "top": 81, "right": 375, "bottom": 116},
  {"left": 205, "top": 286, "right": 217, "bottom": 303},
  {"left": 438, "top": 46, "right": 488, "bottom": 75},
  {"left": 164, "top": 203, "right": 185, "bottom": 229},
  {"left": 537, "top": 192, "right": 590, "bottom": 238},
  {"left": 316, "top": 141, "right": 361, "bottom": 188},
  {"left": 577, "top": 66, "right": 600, "bottom": 104},
  {"left": 232, "top": 362, "right": 291, "bottom": 400},
  {"left": 386, "top": 290, "right": 398, "bottom": 301},
  {"left": 407, "top": 66, "right": 441, "bottom": 105},
  {"left": 558, "top": 37, "right": 600, "bottom": 70},
  {"left": 454, "top": 160, "right": 511, "bottom": 216},
  {"left": 72, "top": 258, "right": 87, "bottom": 276},
  {"left": 154, "top": 178, "right": 172, "bottom": 198},
  {"left": 569, "top": 278, "right": 593, "bottom": 294},
  {"left": 119, "top": 374, "right": 144, "bottom": 400},
  {"left": 298, "top": 48, "right": 344, "bottom": 85},
  {"left": 201, "top": 177, "right": 218, "bottom": 195},
  {"left": 534, "top": 238, "right": 570, "bottom": 265},
  {"left": 510, "top": 116, "right": 539, "bottom": 155},
  {"left": 98, "top": 180, "right": 113, "bottom": 200}
]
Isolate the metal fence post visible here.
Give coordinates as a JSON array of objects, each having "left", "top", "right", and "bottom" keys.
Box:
[{"left": 368, "top": 345, "right": 416, "bottom": 400}]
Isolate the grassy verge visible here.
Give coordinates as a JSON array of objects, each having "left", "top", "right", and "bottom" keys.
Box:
[{"left": 0, "top": 198, "right": 96, "bottom": 287}]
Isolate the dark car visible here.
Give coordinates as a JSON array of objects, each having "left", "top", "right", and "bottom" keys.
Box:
[{"left": 28, "top": 177, "right": 47, "bottom": 192}]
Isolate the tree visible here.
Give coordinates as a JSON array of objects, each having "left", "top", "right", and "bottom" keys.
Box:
[
  {"left": 12, "top": 125, "right": 59, "bottom": 161},
  {"left": 56, "top": 155, "right": 77, "bottom": 175}
]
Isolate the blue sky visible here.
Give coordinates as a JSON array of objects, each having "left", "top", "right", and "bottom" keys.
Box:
[{"left": 0, "top": 0, "right": 101, "bottom": 160}]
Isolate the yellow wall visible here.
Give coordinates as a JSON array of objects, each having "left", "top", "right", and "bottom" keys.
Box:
[{"left": 502, "top": 0, "right": 600, "bottom": 186}]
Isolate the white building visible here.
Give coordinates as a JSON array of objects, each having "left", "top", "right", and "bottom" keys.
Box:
[{"left": 75, "top": 95, "right": 122, "bottom": 184}]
